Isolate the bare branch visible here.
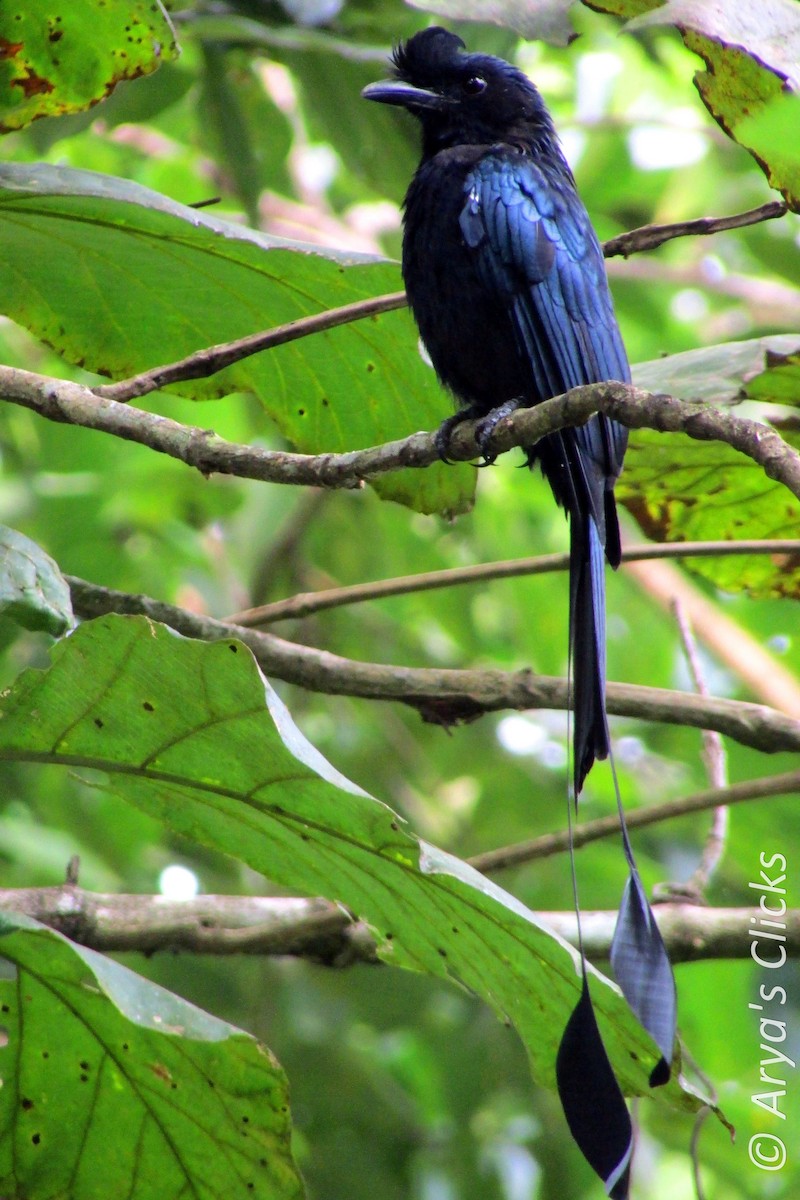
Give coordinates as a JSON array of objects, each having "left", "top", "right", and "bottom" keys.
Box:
[
  {"left": 469, "top": 769, "right": 800, "bottom": 873},
  {"left": 0, "top": 887, "right": 373, "bottom": 965},
  {"left": 66, "top": 576, "right": 800, "bottom": 755},
  {"left": 224, "top": 538, "right": 800, "bottom": 627},
  {"left": 92, "top": 291, "right": 408, "bottom": 404},
  {"left": 77, "top": 201, "right": 783, "bottom": 406},
  {"left": 4, "top": 368, "right": 800, "bottom": 501},
  {"left": 1, "top": 883, "right": 796, "bottom": 965},
  {"left": 602, "top": 201, "right": 788, "bottom": 259}
]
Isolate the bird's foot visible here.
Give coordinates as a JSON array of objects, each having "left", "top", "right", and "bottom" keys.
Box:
[
  {"left": 433, "top": 406, "right": 483, "bottom": 464},
  {"left": 474, "top": 398, "right": 522, "bottom": 465}
]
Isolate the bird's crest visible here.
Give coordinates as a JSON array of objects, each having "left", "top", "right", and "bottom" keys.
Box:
[{"left": 391, "top": 27, "right": 465, "bottom": 83}]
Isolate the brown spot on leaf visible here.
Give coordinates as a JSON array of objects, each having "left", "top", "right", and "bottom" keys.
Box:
[
  {"left": 149, "top": 1062, "right": 172, "bottom": 1084},
  {"left": 10, "top": 68, "right": 54, "bottom": 98}
]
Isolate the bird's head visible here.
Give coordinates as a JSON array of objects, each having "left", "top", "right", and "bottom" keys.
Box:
[{"left": 362, "top": 27, "right": 555, "bottom": 154}]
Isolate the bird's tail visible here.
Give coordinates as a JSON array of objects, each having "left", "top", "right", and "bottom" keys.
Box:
[{"left": 570, "top": 510, "right": 610, "bottom": 796}]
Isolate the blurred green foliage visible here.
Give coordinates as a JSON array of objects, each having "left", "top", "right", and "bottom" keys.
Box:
[{"left": 1, "top": 0, "right": 800, "bottom": 1198}]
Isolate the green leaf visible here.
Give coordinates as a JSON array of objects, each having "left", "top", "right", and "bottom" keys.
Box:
[
  {"left": 0, "top": 525, "right": 73, "bottom": 635},
  {"left": 0, "top": 911, "right": 303, "bottom": 1200},
  {"left": 0, "top": 161, "right": 472, "bottom": 516},
  {"left": 626, "top": 336, "right": 800, "bottom": 597},
  {"left": 734, "top": 93, "right": 800, "bottom": 208},
  {"left": 595, "top": 0, "right": 800, "bottom": 207},
  {"left": 632, "top": 333, "right": 800, "bottom": 406},
  {"left": 619, "top": 431, "right": 800, "bottom": 598},
  {"left": 0, "top": 613, "right": 703, "bottom": 1117},
  {"left": 0, "top": 0, "right": 178, "bottom": 133}
]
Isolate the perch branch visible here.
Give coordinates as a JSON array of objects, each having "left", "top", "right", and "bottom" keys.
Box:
[{"left": 3, "top": 369, "right": 800, "bottom": 500}]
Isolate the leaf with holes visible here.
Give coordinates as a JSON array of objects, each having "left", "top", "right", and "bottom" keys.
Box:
[
  {"left": 625, "top": 338, "right": 800, "bottom": 598},
  {"left": 0, "top": 911, "right": 303, "bottom": 1200},
  {"left": 618, "top": 430, "right": 800, "bottom": 598},
  {"left": 0, "top": 0, "right": 178, "bottom": 133},
  {"left": 0, "top": 613, "right": 707, "bottom": 1125}
]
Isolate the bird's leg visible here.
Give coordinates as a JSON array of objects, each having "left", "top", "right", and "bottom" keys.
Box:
[
  {"left": 474, "top": 397, "right": 522, "bottom": 465},
  {"left": 435, "top": 398, "right": 523, "bottom": 465},
  {"left": 433, "top": 404, "right": 486, "bottom": 463}
]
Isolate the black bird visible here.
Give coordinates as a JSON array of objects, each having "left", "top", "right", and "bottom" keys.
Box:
[
  {"left": 363, "top": 26, "right": 629, "bottom": 796},
  {"left": 364, "top": 32, "right": 677, "bottom": 1197}
]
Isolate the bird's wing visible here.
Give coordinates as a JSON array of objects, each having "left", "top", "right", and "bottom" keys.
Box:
[{"left": 460, "top": 152, "right": 629, "bottom": 530}]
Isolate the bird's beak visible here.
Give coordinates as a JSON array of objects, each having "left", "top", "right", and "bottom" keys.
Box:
[{"left": 362, "top": 80, "right": 446, "bottom": 111}]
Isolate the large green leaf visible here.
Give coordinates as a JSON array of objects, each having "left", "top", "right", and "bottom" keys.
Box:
[
  {"left": 592, "top": 0, "right": 800, "bottom": 207},
  {"left": 0, "top": 0, "right": 178, "bottom": 133},
  {"left": 625, "top": 336, "right": 800, "bottom": 597},
  {"left": 632, "top": 334, "right": 800, "bottom": 408},
  {"left": 0, "top": 911, "right": 302, "bottom": 1200},
  {"left": 0, "top": 162, "right": 473, "bottom": 516},
  {"left": 618, "top": 430, "right": 800, "bottom": 598},
  {"left": 0, "top": 613, "right": 699, "bottom": 1115}
]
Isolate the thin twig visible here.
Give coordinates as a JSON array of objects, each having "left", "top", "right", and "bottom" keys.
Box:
[
  {"left": 673, "top": 600, "right": 729, "bottom": 896},
  {"left": 690, "top": 1106, "right": 712, "bottom": 1200},
  {"left": 603, "top": 201, "right": 788, "bottom": 259},
  {"left": 469, "top": 769, "right": 800, "bottom": 873},
  {"left": 92, "top": 291, "right": 408, "bottom": 403},
  {"left": 683, "top": 1043, "right": 720, "bottom": 1200},
  {"left": 223, "top": 538, "right": 800, "bottom": 626},
  {"left": 84, "top": 202, "right": 787, "bottom": 404}
]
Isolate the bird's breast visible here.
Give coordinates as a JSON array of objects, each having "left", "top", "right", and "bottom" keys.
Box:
[{"left": 401, "top": 155, "right": 528, "bottom": 414}]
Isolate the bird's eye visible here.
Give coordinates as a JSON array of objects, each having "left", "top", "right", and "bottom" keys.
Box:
[{"left": 462, "top": 75, "right": 487, "bottom": 96}]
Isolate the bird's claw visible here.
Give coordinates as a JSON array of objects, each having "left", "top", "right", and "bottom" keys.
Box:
[
  {"left": 434, "top": 400, "right": 520, "bottom": 466},
  {"left": 474, "top": 416, "right": 501, "bottom": 466},
  {"left": 474, "top": 399, "right": 521, "bottom": 465},
  {"left": 433, "top": 421, "right": 458, "bottom": 464},
  {"left": 433, "top": 408, "right": 481, "bottom": 464}
]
